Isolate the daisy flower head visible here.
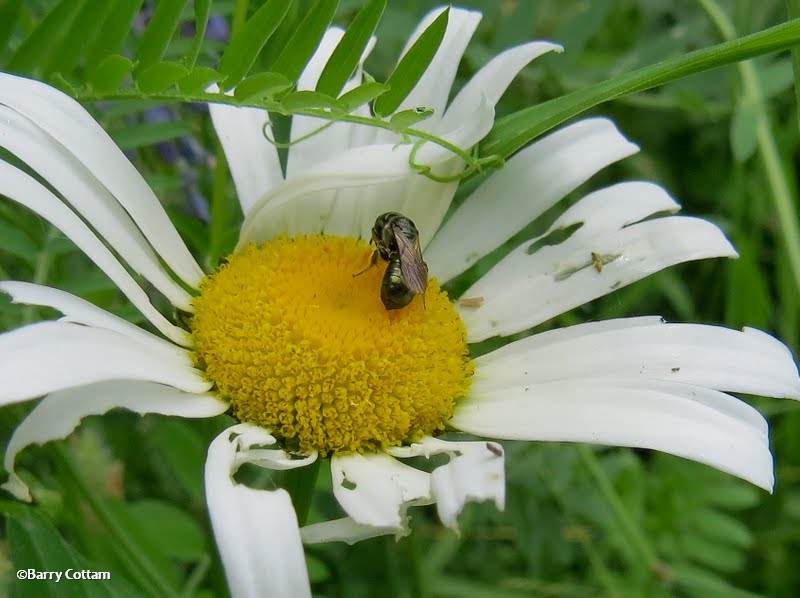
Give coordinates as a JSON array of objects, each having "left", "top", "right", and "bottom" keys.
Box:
[{"left": 1, "top": 5, "right": 799, "bottom": 597}]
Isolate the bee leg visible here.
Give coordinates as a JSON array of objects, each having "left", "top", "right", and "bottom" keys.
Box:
[{"left": 353, "top": 250, "right": 379, "bottom": 277}]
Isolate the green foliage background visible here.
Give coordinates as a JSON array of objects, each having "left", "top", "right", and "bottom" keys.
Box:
[{"left": 1, "top": 0, "right": 800, "bottom": 596}]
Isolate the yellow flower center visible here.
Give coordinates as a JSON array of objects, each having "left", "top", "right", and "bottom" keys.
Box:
[{"left": 191, "top": 235, "right": 473, "bottom": 454}]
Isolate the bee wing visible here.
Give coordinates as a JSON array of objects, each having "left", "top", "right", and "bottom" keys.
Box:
[{"left": 394, "top": 231, "right": 428, "bottom": 293}]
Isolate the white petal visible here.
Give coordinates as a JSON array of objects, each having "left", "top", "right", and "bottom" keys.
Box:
[
  {"left": 460, "top": 182, "right": 736, "bottom": 341},
  {"left": 286, "top": 30, "right": 377, "bottom": 178},
  {"left": 236, "top": 144, "right": 413, "bottom": 246},
  {"left": 388, "top": 437, "right": 505, "bottom": 531},
  {"left": 2, "top": 381, "right": 226, "bottom": 501},
  {"left": 396, "top": 7, "right": 482, "bottom": 124},
  {"left": 0, "top": 281, "right": 185, "bottom": 362},
  {"left": 236, "top": 96, "right": 489, "bottom": 247},
  {"left": 208, "top": 90, "right": 284, "bottom": 216},
  {"left": 439, "top": 41, "right": 563, "bottom": 131},
  {"left": 451, "top": 378, "right": 775, "bottom": 491},
  {"left": 471, "top": 318, "right": 800, "bottom": 401},
  {"left": 325, "top": 98, "right": 494, "bottom": 246},
  {"left": 0, "top": 161, "right": 191, "bottom": 345},
  {"left": 206, "top": 426, "right": 311, "bottom": 598},
  {"left": 0, "top": 322, "right": 210, "bottom": 406},
  {"left": 301, "top": 517, "right": 397, "bottom": 545},
  {"left": 0, "top": 106, "right": 193, "bottom": 309},
  {"left": 425, "top": 118, "right": 640, "bottom": 282},
  {"left": 0, "top": 72, "right": 203, "bottom": 287},
  {"left": 331, "top": 453, "right": 431, "bottom": 531},
  {"left": 230, "top": 423, "right": 318, "bottom": 471}
]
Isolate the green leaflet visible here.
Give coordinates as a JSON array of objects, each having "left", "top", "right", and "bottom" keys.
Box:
[
  {"left": 270, "top": 0, "right": 339, "bottom": 82},
  {"left": 184, "top": 0, "right": 212, "bottom": 69},
  {"left": 218, "top": 0, "right": 294, "bottom": 89},
  {"left": 373, "top": 7, "right": 449, "bottom": 116},
  {"left": 135, "top": 0, "right": 190, "bottom": 72},
  {"left": 315, "top": 0, "right": 385, "bottom": 97},
  {"left": 85, "top": 0, "right": 144, "bottom": 74},
  {"left": 234, "top": 71, "right": 293, "bottom": 101}
]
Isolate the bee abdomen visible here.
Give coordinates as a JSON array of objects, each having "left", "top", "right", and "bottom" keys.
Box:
[{"left": 380, "top": 258, "right": 415, "bottom": 310}]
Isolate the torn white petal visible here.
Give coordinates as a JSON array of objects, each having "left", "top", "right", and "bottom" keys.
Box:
[
  {"left": 426, "top": 118, "right": 639, "bottom": 283},
  {"left": 460, "top": 182, "right": 736, "bottom": 340},
  {"left": 206, "top": 425, "right": 311, "bottom": 598},
  {"left": 331, "top": 453, "right": 431, "bottom": 531},
  {"left": 388, "top": 437, "right": 505, "bottom": 531},
  {"left": 300, "top": 517, "right": 397, "bottom": 545}
]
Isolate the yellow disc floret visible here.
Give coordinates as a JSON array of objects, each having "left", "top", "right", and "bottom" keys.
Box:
[{"left": 191, "top": 235, "right": 473, "bottom": 454}]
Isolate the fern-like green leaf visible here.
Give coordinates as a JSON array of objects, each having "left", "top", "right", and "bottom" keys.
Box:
[
  {"left": 270, "top": 0, "right": 339, "bottom": 82},
  {"left": 135, "top": 0, "right": 190, "bottom": 72},
  {"left": 234, "top": 72, "right": 293, "bottom": 101},
  {"left": 337, "top": 81, "right": 389, "bottom": 111},
  {"left": 219, "top": 0, "right": 294, "bottom": 89},
  {"left": 90, "top": 54, "right": 136, "bottom": 93},
  {"left": 184, "top": 0, "right": 212, "bottom": 69},
  {"left": 136, "top": 61, "right": 190, "bottom": 94},
  {"left": 280, "top": 90, "right": 338, "bottom": 111},
  {"left": 315, "top": 0, "right": 385, "bottom": 97},
  {"left": 45, "top": 1, "right": 116, "bottom": 78},
  {"left": 85, "top": 0, "right": 144, "bottom": 76},
  {"left": 178, "top": 66, "right": 222, "bottom": 94},
  {"left": 374, "top": 7, "right": 449, "bottom": 116}
]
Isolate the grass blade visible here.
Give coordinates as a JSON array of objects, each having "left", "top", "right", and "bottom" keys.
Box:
[
  {"left": 787, "top": 0, "right": 800, "bottom": 132},
  {"left": 316, "top": 0, "right": 386, "bottom": 97},
  {"left": 7, "top": 0, "right": 87, "bottom": 76},
  {"left": 219, "top": 0, "right": 294, "bottom": 89},
  {"left": 373, "top": 6, "right": 448, "bottom": 116},
  {"left": 481, "top": 17, "right": 800, "bottom": 159},
  {"left": 0, "top": 2, "right": 22, "bottom": 62}
]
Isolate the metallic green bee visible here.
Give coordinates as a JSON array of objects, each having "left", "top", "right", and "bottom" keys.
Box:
[{"left": 355, "top": 212, "right": 429, "bottom": 310}]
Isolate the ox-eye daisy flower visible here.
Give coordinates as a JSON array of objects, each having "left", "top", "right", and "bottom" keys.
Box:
[{"left": 1, "top": 6, "right": 798, "bottom": 598}]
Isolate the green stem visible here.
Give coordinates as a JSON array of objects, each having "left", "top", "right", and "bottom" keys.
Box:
[
  {"left": 22, "top": 226, "right": 58, "bottom": 323},
  {"left": 281, "top": 459, "right": 320, "bottom": 527},
  {"left": 53, "top": 446, "right": 179, "bottom": 598},
  {"left": 699, "top": 0, "right": 800, "bottom": 294},
  {"left": 408, "top": 529, "right": 430, "bottom": 598},
  {"left": 536, "top": 459, "right": 628, "bottom": 596},
  {"left": 577, "top": 446, "right": 659, "bottom": 571}
]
